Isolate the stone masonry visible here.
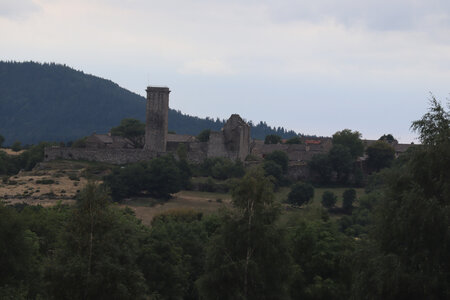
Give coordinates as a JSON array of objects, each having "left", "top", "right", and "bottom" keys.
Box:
[{"left": 144, "top": 86, "right": 170, "bottom": 152}]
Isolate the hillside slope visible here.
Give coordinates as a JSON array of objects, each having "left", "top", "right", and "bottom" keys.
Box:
[{"left": 0, "top": 61, "right": 298, "bottom": 145}]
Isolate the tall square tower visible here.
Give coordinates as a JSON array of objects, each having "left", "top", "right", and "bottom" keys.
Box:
[{"left": 144, "top": 86, "right": 170, "bottom": 152}]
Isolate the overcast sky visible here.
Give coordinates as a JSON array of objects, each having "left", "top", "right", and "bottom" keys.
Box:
[{"left": 2, "top": 0, "right": 450, "bottom": 142}]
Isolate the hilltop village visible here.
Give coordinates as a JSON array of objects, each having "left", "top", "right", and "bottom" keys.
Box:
[{"left": 45, "top": 85, "right": 412, "bottom": 178}]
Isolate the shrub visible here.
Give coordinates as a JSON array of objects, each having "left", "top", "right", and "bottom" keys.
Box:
[
  {"left": 342, "top": 189, "right": 356, "bottom": 210},
  {"left": 11, "top": 141, "right": 22, "bottom": 152},
  {"left": 287, "top": 182, "right": 314, "bottom": 206},
  {"left": 263, "top": 160, "right": 283, "bottom": 186},
  {"left": 264, "top": 150, "right": 289, "bottom": 173},
  {"left": 285, "top": 136, "right": 302, "bottom": 144},
  {"left": 104, "top": 155, "right": 189, "bottom": 201},
  {"left": 197, "top": 129, "right": 211, "bottom": 142},
  {"left": 321, "top": 191, "right": 337, "bottom": 208},
  {"left": 197, "top": 157, "right": 244, "bottom": 180},
  {"left": 71, "top": 137, "right": 87, "bottom": 148},
  {"left": 264, "top": 134, "right": 282, "bottom": 144},
  {"left": 36, "top": 179, "right": 55, "bottom": 184}
]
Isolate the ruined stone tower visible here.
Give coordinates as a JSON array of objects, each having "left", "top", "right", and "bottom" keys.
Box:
[
  {"left": 222, "top": 114, "right": 251, "bottom": 161},
  {"left": 144, "top": 86, "right": 170, "bottom": 152}
]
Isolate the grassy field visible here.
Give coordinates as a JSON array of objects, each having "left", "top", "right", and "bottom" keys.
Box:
[
  {"left": 121, "top": 191, "right": 232, "bottom": 225},
  {"left": 1, "top": 158, "right": 365, "bottom": 225}
]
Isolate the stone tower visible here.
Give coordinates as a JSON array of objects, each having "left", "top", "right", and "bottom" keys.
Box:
[
  {"left": 223, "top": 114, "right": 251, "bottom": 161},
  {"left": 144, "top": 86, "right": 170, "bottom": 152}
]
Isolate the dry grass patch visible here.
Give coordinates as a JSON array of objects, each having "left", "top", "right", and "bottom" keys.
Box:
[
  {"left": 121, "top": 190, "right": 231, "bottom": 226},
  {"left": 0, "top": 148, "right": 25, "bottom": 156}
]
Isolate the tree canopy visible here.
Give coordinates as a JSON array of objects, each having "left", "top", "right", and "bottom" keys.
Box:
[
  {"left": 365, "top": 140, "right": 395, "bottom": 172},
  {"left": 110, "top": 118, "right": 145, "bottom": 148},
  {"left": 353, "top": 98, "right": 450, "bottom": 299},
  {"left": 264, "top": 134, "right": 282, "bottom": 144},
  {"left": 332, "top": 129, "right": 364, "bottom": 159}
]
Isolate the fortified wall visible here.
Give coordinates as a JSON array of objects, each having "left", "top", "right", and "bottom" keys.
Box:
[
  {"left": 44, "top": 86, "right": 252, "bottom": 164},
  {"left": 44, "top": 147, "right": 157, "bottom": 165}
]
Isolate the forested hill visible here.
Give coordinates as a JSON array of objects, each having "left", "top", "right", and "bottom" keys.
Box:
[{"left": 0, "top": 61, "right": 298, "bottom": 145}]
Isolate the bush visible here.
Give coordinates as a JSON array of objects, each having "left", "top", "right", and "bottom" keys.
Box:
[
  {"left": 264, "top": 150, "right": 289, "bottom": 173},
  {"left": 321, "top": 191, "right": 337, "bottom": 208},
  {"left": 104, "top": 155, "right": 190, "bottom": 201},
  {"left": 71, "top": 137, "right": 87, "bottom": 148},
  {"left": 197, "top": 129, "right": 211, "bottom": 142},
  {"left": 263, "top": 160, "right": 283, "bottom": 186},
  {"left": 196, "top": 157, "right": 244, "bottom": 180},
  {"left": 342, "top": 189, "right": 356, "bottom": 210},
  {"left": 285, "top": 136, "right": 302, "bottom": 144},
  {"left": 287, "top": 182, "right": 314, "bottom": 206},
  {"left": 11, "top": 141, "right": 22, "bottom": 152},
  {"left": 36, "top": 179, "right": 55, "bottom": 184},
  {"left": 264, "top": 134, "right": 281, "bottom": 144}
]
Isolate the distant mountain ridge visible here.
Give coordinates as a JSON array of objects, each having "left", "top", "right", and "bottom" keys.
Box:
[{"left": 0, "top": 61, "right": 299, "bottom": 145}]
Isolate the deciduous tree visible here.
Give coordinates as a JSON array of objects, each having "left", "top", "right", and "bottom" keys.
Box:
[{"left": 111, "top": 118, "right": 145, "bottom": 148}]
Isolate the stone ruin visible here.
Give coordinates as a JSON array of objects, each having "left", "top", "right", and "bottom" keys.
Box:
[
  {"left": 43, "top": 84, "right": 414, "bottom": 181},
  {"left": 44, "top": 86, "right": 253, "bottom": 164}
]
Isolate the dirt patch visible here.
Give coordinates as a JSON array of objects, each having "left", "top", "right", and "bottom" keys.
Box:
[
  {"left": 0, "top": 160, "right": 98, "bottom": 206},
  {"left": 1, "top": 159, "right": 232, "bottom": 226},
  {"left": 0, "top": 148, "right": 25, "bottom": 156}
]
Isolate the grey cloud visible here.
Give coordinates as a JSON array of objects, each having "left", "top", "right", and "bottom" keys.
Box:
[
  {"left": 262, "top": 0, "right": 450, "bottom": 31},
  {"left": 0, "top": 0, "right": 40, "bottom": 19}
]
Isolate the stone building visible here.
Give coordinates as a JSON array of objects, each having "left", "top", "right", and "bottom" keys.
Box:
[
  {"left": 144, "top": 86, "right": 170, "bottom": 153},
  {"left": 44, "top": 85, "right": 252, "bottom": 164}
]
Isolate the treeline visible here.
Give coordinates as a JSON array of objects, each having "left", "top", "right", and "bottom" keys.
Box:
[
  {"left": 0, "top": 61, "right": 300, "bottom": 145},
  {"left": 2, "top": 117, "right": 448, "bottom": 299},
  {"left": 0, "top": 170, "right": 356, "bottom": 299}
]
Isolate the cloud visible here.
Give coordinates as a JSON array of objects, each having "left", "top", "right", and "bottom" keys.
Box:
[
  {"left": 0, "top": 0, "right": 40, "bottom": 19},
  {"left": 1, "top": 0, "right": 449, "bottom": 142},
  {"left": 263, "top": 0, "right": 450, "bottom": 31}
]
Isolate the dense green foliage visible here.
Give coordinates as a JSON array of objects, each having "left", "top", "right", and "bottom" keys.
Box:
[
  {"left": 342, "top": 189, "right": 356, "bottom": 211},
  {"left": 310, "top": 129, "right": 364, "bottom": 185},
  {"left": 262, "top": 151, "right": 289, "bottom": 187},
  {"left": 332, "top": 129, "right": 364, "bottom": 159},
  {"left": 285, "top": 136, "right": 302, "bottom": 144},
  {"left": 110, "top": 118, "right": 145, "bottom": 148},
  {"left": 48, "top": 184, "right": 148, "bottom": 299},
  {"left": 0, "top": 142, "right": 53, "bottom": 175},
  {"left": 321, "top": 191, "right": 337, "bottom": 208},
  {"left": 196, "top": 129, "right": 211, "bottom": 142},
  {"left": 365, "top": 140, "right": 395, "bottom": 172},
  {"left": 194, "top": 157, "right": 245, "bottom": 180},
  {"left": 287, "top": 218, "right": 354, "bottom": 300},
  {"left": 103, "top": 155, "right": 191, "bottom": 201},
  {"left": 264, "top": 134, "right": 282, "bottom": 144},
  {"left": 198, "top": 168, "right": 292, "bottom": 299},
  {"left": 287, "top": 182, "right": 315, "bottom": 206},
  {"left": 264, "top": 150, "right": 289, "bottom": 173},
  {"left": 0, "top": 61, "right": 299, "bottom": 145},
  {"left": 378, "top": 133, "right": 396, "bottom": 143},
  {"left": 352, "top": 98, "right": 450, "bottom": 299}
]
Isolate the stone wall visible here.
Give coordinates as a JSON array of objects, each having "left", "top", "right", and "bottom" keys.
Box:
[
  {"left": 44, "top": 147, "right": 157, "bottom": 165},
  {"left": 207, "top": 131, "right": 229, "bottom": 159},
  {"left": 250, "top": 139, "right": 331, "bottom": 162}
]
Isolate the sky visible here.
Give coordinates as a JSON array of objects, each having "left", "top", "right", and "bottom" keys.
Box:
[{"left": 1, "top": 0, "right": 450, "bottom": 143}]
